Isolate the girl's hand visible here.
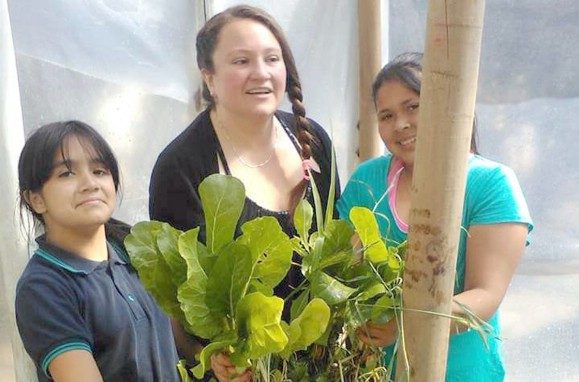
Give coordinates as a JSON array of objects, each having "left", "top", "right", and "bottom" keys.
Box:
[
  {"left": 356, "top": 319, "right": 398, "bottom": 347},
  {"left": 210, "top": 352, "right": 252, "bottom": 382}
]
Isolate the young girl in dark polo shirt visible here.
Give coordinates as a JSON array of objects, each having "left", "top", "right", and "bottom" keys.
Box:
[{"left": 15, "top": 121, "right": 179, "bottom": 382}]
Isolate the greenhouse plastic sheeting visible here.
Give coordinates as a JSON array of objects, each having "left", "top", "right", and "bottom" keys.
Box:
[{"left": 1, "top": 0, "right": 578, "bottom": 381}]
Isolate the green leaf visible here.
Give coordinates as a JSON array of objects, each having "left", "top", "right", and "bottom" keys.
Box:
[
  {"left": 206, "top": 241, "right": 253, "bottom": 318},
  {"left": 178, "top": 228, "right": 205, "bottom": 279},
  {"left": 177, "top": 359, "right": 193, "bottom": 382},
  {"left": 294, "top": 198, "right": 313, "bottom": 242},
  {"left": 324, "top": 144, "right": 337, "bottom": 230},
  {"left": 371, "top": 295, "right": 397, "bottom": 324},
  {"left": 177, "top": 278, "right": 222, "bottom": 339},
  {"left": 301, "top": 236, "right": 321, "bottom": 280},
  {"left": 290, "top": 289, "right": 310, "bottom": 322},
  {"left": 199, "top": 174, "right": 245, "bottom": 253},
  {"left": 235, "top": 292, "right": 288, "bottom": 359},
  {"left": 157, "top": 223, "right": 187, "bottom": 286},
  {"left": 192, "top": 334, "right": 238, "bottom": 379},
  {"left": 197, "top": 241, "right": 217, "bottom": 275},
  {"left": 310, "top": 270, "right": 356, "bottom": 306},
  {"left": 350, "top": 207, "right": 389, "bottom": 263},
  {"left": 176, "top": 227, "right": 223, "bottom": 338},
  {"left": 356, "top": 283, "right": 387, "bottom": 302},
  {"left": 282, "top": 298, "right": 330, "bottom": 358},
  {"left": 125, "top": 221, "right": 182, "bottom": 318},
  {"left": 238, "top": 217, "right": 293, "bottom": 289},
  {"left": 308, "top": 169, "right": 324, "bottom": 232}
]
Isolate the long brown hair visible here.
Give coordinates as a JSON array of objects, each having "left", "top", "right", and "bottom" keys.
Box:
[{"left": 196, "top": 5, "right": 315, "bottom": 215}]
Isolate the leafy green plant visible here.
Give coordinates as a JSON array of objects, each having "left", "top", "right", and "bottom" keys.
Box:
[{"left": 125, "top": 175, "right": 331, "bottom": 380}]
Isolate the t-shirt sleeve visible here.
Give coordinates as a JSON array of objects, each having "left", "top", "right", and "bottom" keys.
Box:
[
  {"left": 15, "top": 272, "right": 93, "bottom": 378},
  {"left": 149, "top": 153, "right": 205, "bottom": 233},
  {"left": 467, "top": 165, "right": 534, "bottom": 237}
]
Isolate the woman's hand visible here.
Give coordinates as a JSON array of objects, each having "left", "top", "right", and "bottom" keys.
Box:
[
  {"left": 356, "top": 319, "right": 399, "bottom": 348},
  {"left": 210, "top": 352, "right": 252, "bottom": 382}
]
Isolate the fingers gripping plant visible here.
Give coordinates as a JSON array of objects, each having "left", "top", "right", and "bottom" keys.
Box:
[{"left": 125, "top": 175, "right": 330, "bottom": 381}]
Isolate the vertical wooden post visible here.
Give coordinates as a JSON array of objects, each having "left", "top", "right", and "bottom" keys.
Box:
[
  {"left": 396, "top": 1, "right": 485, "bottom": 381},
  {"left": 357, "top": 0, "right": 382, "bottom": 161}
]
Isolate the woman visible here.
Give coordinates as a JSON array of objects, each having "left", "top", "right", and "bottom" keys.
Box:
[
  {"left": 337, "top": 52, "right": 533, "bottom": 381},
  {"left": 149, "top": 5, "right": 338, "bottom": 381},
  {"left": 15, "top": 121, "right": 179, "bottom": 382}
]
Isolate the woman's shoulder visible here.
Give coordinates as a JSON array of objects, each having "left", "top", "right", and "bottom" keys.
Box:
[
  {"left": 467, "top": 154, "right": 518, "bottom": 184},
  {"left": 155, "top": 109, "right": 215, "bottom": 163},
  {"left": 152, "top": 109, "right": 217, "bottom": 177}
]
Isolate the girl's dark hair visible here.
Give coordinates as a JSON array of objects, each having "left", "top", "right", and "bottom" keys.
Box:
[
  {"left": 18, "top": 120, "right": 120, "bottom": 224},
  {"left": 372, "top": 52, "right": 479, "bottom": 154},
  {"left": 196, "top": 5, "right": 315, "bottom": 214}
]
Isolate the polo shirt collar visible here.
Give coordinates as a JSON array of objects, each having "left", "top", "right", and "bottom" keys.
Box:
[{"left": 35, "top": 235, "right": 128, "bottom": 274}]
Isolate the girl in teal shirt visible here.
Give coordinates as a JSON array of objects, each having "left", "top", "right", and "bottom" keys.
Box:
[{"left": 337, "top": 53, "right": 533, "bottom": 381}]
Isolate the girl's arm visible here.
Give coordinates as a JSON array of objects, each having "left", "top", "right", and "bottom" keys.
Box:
[
  {"left": 49, "top": 350, "right": 103, "bottom": 382},
  {"left": 452, "top": 222, "right": 528, "bottom": 329},
  {"left": 358, "top": 222, "right": 529, "bottom": 347}
]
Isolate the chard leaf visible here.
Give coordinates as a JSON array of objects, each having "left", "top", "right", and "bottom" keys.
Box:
[
  {"left": 197, "top": 241, "right": 217, "bottom": 275},
  {"left": 177, "top": 228, "right": 205, "bottom": 280},
  {"left": 350, "top": 207, "right": 389, "bottom": 263},
  {"left": 177, "top": 278, "right": 222, "bottom": 339},
  {"left": 310, "top": 270, "right": 356, "bottom": 306},
  {"left": 239, "top": 217, "right": 292, "bottom": 289},
  {"left": 324, "top": 144, "right": 337, "bottom": 230},
  {"left": 177, "top": 359, "right": 193, "bottom": 382},
  {"left": 192, "top": 333, "right": 238, "bottom": 379},
  {"left": 308, "top": 168, "right": 324, "bottom": 231},
  {"left": 356, "top": 283, "right": 387, "bottom": 302},
  {"left": 177, "top": 227, "right": 222, "bottom": 339},
  {"left": 125, "top": 221, "right": 182, "bottom": 318},
  {"left": 206, "top": 241, "right": 253, "bottom": 318},
  {"left": 371, "top": 294, "right": 397, "bottom": 324},
  {"left": 302, "top": 235, "right": 324, "bottom": 276},
  {"left": 290, "top": 289, "right": 310, "bottom": 322},
  {"left": 293, "top": 198, "right": 313, "bottom": 242},
  {"left": 281, "top": 298, "right": 330, "bottom": 358},
  {"left": 157, "top": 223, "right": 187, "bottom": 286},
  {"left": 235, "top": 292, "right": 288, "bottom": 360},
  {"left": 199, "top": 174, "right": 245, "bottom": 253},
  {"left": 321, "top": 219, "right": 355, "bottom": 256}
]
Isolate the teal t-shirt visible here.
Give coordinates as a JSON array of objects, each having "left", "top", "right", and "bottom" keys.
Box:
[{"left": 337, "top": 154, "right": 533, "bottom": 381}]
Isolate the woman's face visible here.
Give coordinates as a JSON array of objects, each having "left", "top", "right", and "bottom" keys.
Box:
[
  {"left": 202, "top": 18, "right": 287, "bottom": 119},
  {"left": 375, "top": 80, "right": 420, "bottom": 167}
]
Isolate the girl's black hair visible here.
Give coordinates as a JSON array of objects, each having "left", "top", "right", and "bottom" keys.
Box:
[
  {"left": 18, "top": 120, "right": 120, "bottom": 224},
  {"left": 372, "top": 52, "right": 479, "bottom": 154}
]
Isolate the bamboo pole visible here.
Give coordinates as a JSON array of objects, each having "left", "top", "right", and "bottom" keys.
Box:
[
  {"left": 357, "top": 0, "right": 382, "bottom": 161},
  {"left": 396, "top": 1, "right": 485, "bottom": 380}
]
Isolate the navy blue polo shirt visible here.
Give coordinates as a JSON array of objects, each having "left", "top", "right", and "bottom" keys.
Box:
[{"left": 15, "top": 236, "right": 180, "bottom": 382}]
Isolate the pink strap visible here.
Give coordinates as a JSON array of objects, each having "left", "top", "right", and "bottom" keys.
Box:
[
  {"left": 387, "top": 158, "right": 409, "bottom": 233},
  {"left": 303, "top": 158, "right": 321, "bottom": 180}
]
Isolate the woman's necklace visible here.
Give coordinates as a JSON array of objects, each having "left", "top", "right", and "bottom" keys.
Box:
[{"left": 218, "top": 118, "right": 278, "bottom": 168}]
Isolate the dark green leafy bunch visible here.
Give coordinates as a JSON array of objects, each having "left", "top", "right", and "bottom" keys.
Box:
[{"left": 125, "top": 175, "right": 331, "bottom": 380}]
